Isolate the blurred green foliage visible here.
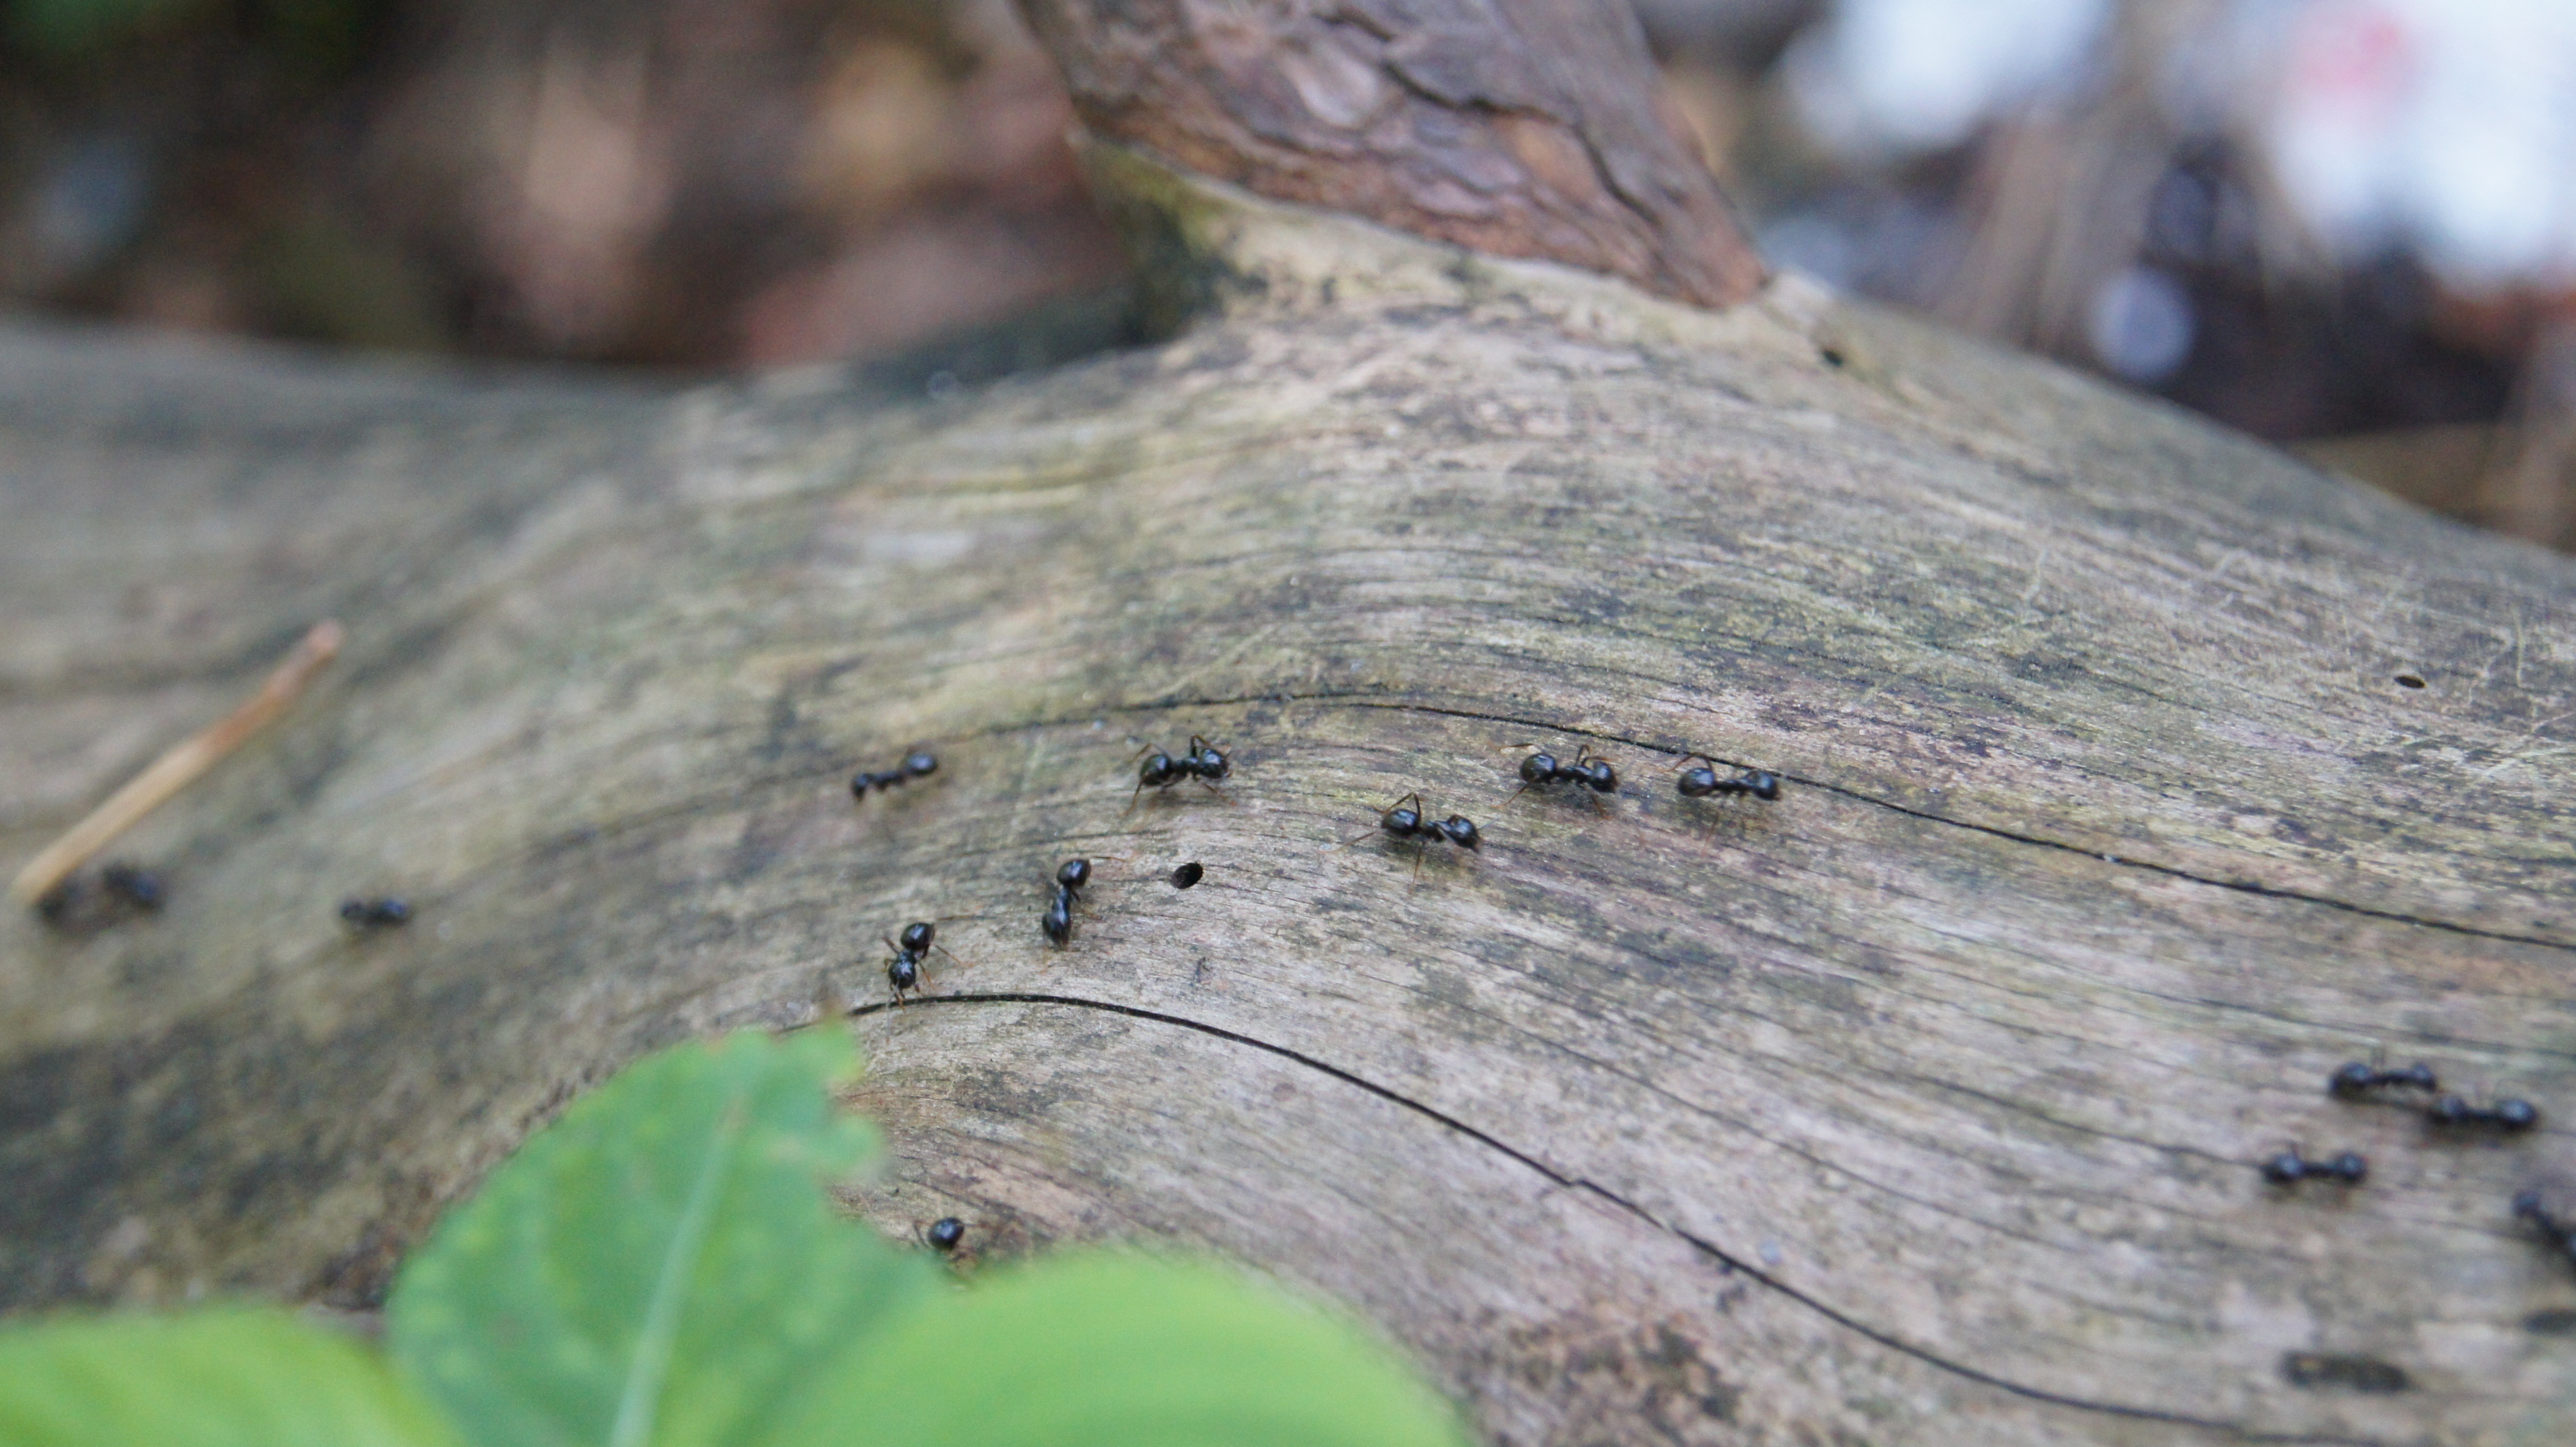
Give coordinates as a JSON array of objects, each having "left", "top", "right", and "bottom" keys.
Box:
[
  {"left": 0, "top": 1308, "right": 461, "bottom": 1447},
  {"left": 0, "top": 1030, "right": 1473, "bottom": 1447},
  {"left": 388, "top": 1031, "right": 941, "bottom": 1447}
]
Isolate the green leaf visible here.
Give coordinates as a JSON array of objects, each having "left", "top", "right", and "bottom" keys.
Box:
[
  {"left": 388, "top": 1029, "right": 936, "bottom": 1447},
  {"left": 0, "top": 1307, "right": 458, "bottom": 1447},
  {"left": 766, "top": 1253, "right": 1474, "bottom": 1447}
]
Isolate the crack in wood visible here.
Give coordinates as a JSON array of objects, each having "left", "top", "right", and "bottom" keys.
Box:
[{"left": 841, "top": 989, "right": 2391, "bottom": 1444}]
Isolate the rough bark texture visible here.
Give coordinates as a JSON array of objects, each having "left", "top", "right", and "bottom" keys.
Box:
[
  {"left": 3, "top": 157, "right": 2575, "bottom": 1444},
  {"left": 1014, "top": 0, "right": 1765, "bottom": 310}
]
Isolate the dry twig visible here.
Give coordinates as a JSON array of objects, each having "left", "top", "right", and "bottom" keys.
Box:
[{"left": 9, "top": 620, "right": 343, "bottom": 908}]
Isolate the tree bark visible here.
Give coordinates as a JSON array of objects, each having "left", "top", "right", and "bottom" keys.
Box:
[
  {"left": 1014, "top": 0, "right": 1766, "bottom": 310},
  {"left": 4, "top": 24, "right": 2575, "bottom": 1447}
]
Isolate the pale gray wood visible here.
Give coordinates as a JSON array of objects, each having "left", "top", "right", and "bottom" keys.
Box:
[{"left": 3, "top": 160, "right": 2572, "bottom": 1444}]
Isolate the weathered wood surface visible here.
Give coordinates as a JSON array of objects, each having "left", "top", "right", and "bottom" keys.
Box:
[{"left": 4, "top": 157, "right": 2575, "bottom": 1445}]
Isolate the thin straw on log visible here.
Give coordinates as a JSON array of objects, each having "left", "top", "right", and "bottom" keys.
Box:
[{"left": 9, "top": 620, "right": 343, "bottom": 907}]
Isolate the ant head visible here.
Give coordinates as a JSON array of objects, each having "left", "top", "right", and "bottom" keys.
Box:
[
  {"left": 2328, "top": 1061, "right": 2376, "bottom": 1097},
  {"left": 1519, "top": 753, "right": 1556, "bottom": 783},
  {"left": 887, "top": 953, "right": 921, "bottom": 988}
]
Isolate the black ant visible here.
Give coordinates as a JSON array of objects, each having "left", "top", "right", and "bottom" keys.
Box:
[
  {"left": 1131, "top": 736, "right": 1230, "bottom": 806},
  {"left": 1675, "top": 754, "right": 1779, "bottom": 802},
  {"left": 2426, "top": 1093, "right": 2539, "bottom": 1132},
  {"left": 36, "top": 861, "right": 166, "bottom": 930},
  {"left": 1168, "top": 861, "right": 1205, "bottom": 889},
  {"left": 1042, "top": 858, "right": 1094, "bottom": 947},
  {"left": 340, "top": 897, "right": 412, "bottom": 928},
  {"left": 2261, "top": 1148, "right": 2367, "bottom": 1186},
  {"left": 1358, "top": 792, "right": 1481, "bottom": 881},
  {"left": 1379, "top": 793, "right": 1482, "bottom": 850},
  {"left": 2327, "top": 1058, "right": 2439, "bottom": 1100},
  {"left": 852, "top": 750, "right": 938, "bottom": 798},
  {"left": 883, "top": 921, "right": 964, "bottom": 1004},
  {"left": 924, "top": 1216, "right": 967, "bottom": 1252},
  {"left": 1501, "top": 743, "right": 1617, "bottom": 799}
]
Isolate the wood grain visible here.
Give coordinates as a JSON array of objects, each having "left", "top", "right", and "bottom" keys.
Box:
[{"left": 2, "top": 170, "right": 2572, "bottom": 1443}]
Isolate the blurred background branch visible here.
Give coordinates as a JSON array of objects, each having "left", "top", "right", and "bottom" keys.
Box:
[{"left": 2, "top": 0, "right": 2569, "bottom": 548}]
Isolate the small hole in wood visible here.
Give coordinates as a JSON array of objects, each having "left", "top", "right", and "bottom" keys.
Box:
[
  {"left": 1818, "top": 347, "right": 1847, "bottom": 369},
  {"left": 2394, "top": 674, "right": 2427, "bottom": 689},
  {"left": 1169, "top": 861, "right": 1204, "bottom": 889}
]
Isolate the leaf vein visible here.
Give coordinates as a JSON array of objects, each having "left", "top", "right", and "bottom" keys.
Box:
[{"left": 606, "top": 1100, "right": 742, "bottom": 1447}]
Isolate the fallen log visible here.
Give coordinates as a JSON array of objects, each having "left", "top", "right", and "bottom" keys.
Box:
[{"left": 3, "top": 3, "right": 2572, "bottom": 1442}]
